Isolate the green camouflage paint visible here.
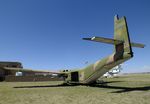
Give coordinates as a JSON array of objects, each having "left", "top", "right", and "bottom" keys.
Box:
[{"left": 65, "top": 15, "right": 144, "bottom": 85}]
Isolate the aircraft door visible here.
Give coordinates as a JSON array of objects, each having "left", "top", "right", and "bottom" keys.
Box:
[{"left": 71, "top": 72, "right": 79, "bottom": 82}]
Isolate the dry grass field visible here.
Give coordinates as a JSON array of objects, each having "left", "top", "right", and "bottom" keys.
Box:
[{"left": 0, "top": 73, "right": 150, "bottom": 104}]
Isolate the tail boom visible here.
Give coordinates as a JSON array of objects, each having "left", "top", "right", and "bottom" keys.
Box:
[{"left": 65, "top": 15, "right": 145, "bottom": 85}]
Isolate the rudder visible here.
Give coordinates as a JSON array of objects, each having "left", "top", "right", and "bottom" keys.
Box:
[{"left": 114, "top": 15, "right": 133, "bottom": 57}]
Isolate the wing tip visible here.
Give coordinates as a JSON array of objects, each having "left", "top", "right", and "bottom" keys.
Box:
[{"left": 82, "top": 38, "right": 92, "bottom": 40}]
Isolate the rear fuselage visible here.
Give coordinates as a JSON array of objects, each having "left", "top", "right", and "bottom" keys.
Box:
[
  {"left": 65, "top": 52, "right": 132, "bottom": 84},
  {"left": 63, "top": 15, "right": 144, "bottom": 85}
]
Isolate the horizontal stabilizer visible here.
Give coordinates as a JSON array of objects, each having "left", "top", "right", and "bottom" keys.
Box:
[
  {"left": 83, "top": 36, "right": 123, "bottom": 45},
  {"left": 131, "top": 42, "right": 145, "bottom": 48},
  {"left": 83, "top": 36, "right": 145, "bottom": 48}
]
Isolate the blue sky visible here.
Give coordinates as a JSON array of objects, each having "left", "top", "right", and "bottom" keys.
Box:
[{"left": 0, "top": 0, "right": 150, "bottom": 73}]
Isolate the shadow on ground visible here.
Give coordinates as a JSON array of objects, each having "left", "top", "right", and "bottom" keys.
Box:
[
  {"left": 89, "top": 84, "right": 150, "bottom": 93},
  {"left": 13, "top": 81, "right": 120, "bottom": 88},
  {"left": 14, "top": 83, "right": 77, "bottom": 88},
  {"left": 13, "top": 81, "right": 150, "bottom": 93}
]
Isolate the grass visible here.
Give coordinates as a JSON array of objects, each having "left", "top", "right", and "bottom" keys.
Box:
[{"left": 0, "top": 73, "right": 150, "bottom": 104}]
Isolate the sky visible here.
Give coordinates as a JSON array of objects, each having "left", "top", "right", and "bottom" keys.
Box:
[{"left": 0, "top": 0, "right": 150, "bottom": 73}]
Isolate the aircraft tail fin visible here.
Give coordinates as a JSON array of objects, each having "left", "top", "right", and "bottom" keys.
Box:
[
  {"left": 114, "top": 15, "right": 133, "bottom": 56},
  {"left": 83, "top": 15, "right": 145, "bottom": 57}
]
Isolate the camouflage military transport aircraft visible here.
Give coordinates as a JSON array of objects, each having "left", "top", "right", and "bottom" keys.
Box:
[
  {"left": 0, "top": 15, "right": 145, "bottom": 85},
  {"left": 60, "top": 15, "right": 145, "bottom": 85}
]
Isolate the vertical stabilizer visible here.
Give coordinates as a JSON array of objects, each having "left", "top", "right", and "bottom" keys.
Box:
[{"left": 114, "top": 15, "right": 133, "bottom": 57}]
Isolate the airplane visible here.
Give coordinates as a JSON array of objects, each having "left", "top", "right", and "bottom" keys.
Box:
[
  {"left": 103, "top": 65, "right": 122, "bottom": 78},
  {"left": 59, "top": 15, "right": 145, "bottom": 85},
  {"left": 0, "top": 15, "right": 145, "bottom": 85}
]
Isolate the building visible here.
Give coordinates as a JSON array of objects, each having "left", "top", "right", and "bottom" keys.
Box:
[
  {"left": 0, "top": 61, "right": 23, "bottom": 81},
  {"left": 0, "top": 61, "right": 62, "bottom": 82},
  {"left": 0, "top": 61, "right": 23, "bottom": 68}
]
